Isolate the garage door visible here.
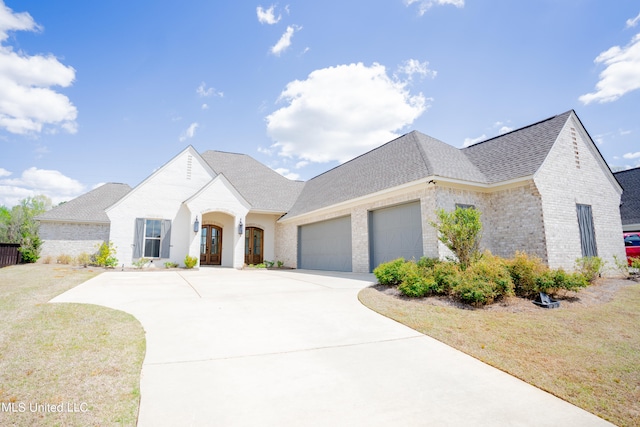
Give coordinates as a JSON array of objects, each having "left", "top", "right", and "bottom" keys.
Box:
[
  {"left": 369, "top": 201, "right": 423, "bottom": 271},
  {"left": 298, "top": 216, "right": 352, "bottom": 272}
]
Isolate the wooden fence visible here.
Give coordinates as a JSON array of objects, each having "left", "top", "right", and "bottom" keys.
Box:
[{"left": 0, "top": 243, "right": 21, "bottom": 268}]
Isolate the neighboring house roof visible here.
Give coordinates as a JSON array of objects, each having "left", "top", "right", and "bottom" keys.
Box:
[
  {"left": 286, "top": 111, "right": 576, "bottom": 218},
  {"left": 36, "top": 183, "right": 132, "bottom": 223},
  {"left": 614, "top": 167, "right": 640, "bottom": 226},
  {"left": 201, "top": 150, "right": 304, "bottom": 212}
]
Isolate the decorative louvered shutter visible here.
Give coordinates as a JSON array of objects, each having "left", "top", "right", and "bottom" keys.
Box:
[
  {"left": 133, "top": 218, "right": 144, "bottom": 258},
  {"left": 576, "top": 204, "right": 597, "bottom": 257},
  {"left": 160, "top": 220, "right": 172, "bottom": 258}
]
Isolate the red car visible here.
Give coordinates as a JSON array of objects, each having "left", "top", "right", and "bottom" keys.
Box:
[{"left": 624, "top": 233, "right": 640, "bottom": 265}]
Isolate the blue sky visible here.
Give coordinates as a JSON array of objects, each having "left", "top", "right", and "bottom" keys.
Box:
[{"left": 0, "top": 0, "right": 639, "bottom": 207}]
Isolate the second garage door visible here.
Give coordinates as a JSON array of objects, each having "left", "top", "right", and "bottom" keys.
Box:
[
  {"left": 298, "top": 216, "right": 352, "bottom": 272},
  {"left": 369, "top": 201, "right": 423, "bottom": 271}
]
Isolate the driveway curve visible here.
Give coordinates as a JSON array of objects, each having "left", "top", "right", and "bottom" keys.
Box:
[{"left": 51, "top": 268, "right": 612, "bottom": 426}]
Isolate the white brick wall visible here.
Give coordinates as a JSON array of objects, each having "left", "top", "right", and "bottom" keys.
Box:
[{"left": 534, "top": 115, "right": 626, "bottom": 272}]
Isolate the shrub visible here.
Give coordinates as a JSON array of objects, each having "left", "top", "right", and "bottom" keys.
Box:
[
  {"left": 184, "top": 255, "right": 198, "bottom": 269},
  {"left": 133, "top": 257, "right": 150, "bottom": 269},
  {"left": 57, "top": 254, "right": 73, "bottom": 265},
  {"left": 94, "top": 241, "right": 118, "bottom": 268},
  {"left": 397, "top": 262, "right": 437, "bottom": 298},
  {"left": 277, "top": 260, "right": 285, "bottom": 268},
  {"left": 19, "top": 235, "right": 42, "bottom": 263},
  {"left": 416, "top": 256, "right": 440, "bottom": 270},
  {"left": 264, "top": 260, "right": 275, "bottom": 268},
  {"left": 552, "top": 269, "right": 589, "bottom": 292},
  {"left": 452, "top": 253, "right": 514, "bottom": 306},
  {"left": 453, "top": 278, "right": 499, "bottom": 306},
  {"left": 431, "top": 206, "right": 482, "bottom": 269},
  {"left": 508, "top": 251, "right": 548, "bottom": 297},
  {"left": 630, "top": 257, "right": 640, "bottom": 270},
  {"left": 164, "top": 261, "right": 179, "bottom": 268},
  {"left": 41, "top": 255, "right": 53, "bottom": 264},
  {"left": 76, "top": 252, "right": 91, "bottom": 267},
  {"left": 373, "top": 258, "right": 406, "bottom": 286},
  {"left": 575, "top": 256, "right": 604, "bottom": 284},
  {"left": 431, "top": 262, "right": 461, "bottom": 295}
]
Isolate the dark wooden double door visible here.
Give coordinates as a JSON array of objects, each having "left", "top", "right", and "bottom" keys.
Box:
[{"left": 200, "top": 225, "right": 264, "bottom": 266}]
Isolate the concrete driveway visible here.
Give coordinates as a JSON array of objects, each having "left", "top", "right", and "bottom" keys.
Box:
[{"left": 51, "top": 268, "right": 612, "bottom": 426}]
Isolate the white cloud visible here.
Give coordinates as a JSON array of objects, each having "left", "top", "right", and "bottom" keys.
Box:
[
  {"left": 196, "top": 82, "right": 222, "bottom": 98},
  {"left": 0, "top": 167, "right": 85, "bottom": 207},
  {"left": 579, "top": 33, "right": 640, "bottom": 104},
  {"left": 257, "top": 5, "right": 281, "bottom": 25},
  {"left": 623, "top": 151, "right": 640, "bottom": 159},
  {"left": 270, "top": 25, "right": 301, "bottom": 56},
  {"left": 295, "top": 160, "right": 309, "bottom": 169},
  {"left": 462, "top": 134, "right": 486, "bottom": 147},
  {"left": 179, "top": 122, "right": 199, "bottom": 142},
  {"left": 626, "top": 12, "right": 640, "bottom": 28},
  {"left": 266, "top": 62, "right": 428, "bottom": 163},
  {"left": 498, "top": 126, "right": 513, "bottom": 134},
  {"left": 396, "top": 59, "right": 437, "bottom": 80},
  {"left": 201, "top": 103, "right": 209, "bottom": 110},
  {"left": 405, "top": 0, "right": 464, "bottom": 16},
  {"left": 0, "top": 167, "right": 11, "bottom": 177},
  {"left": 0, "top": 2, "right": 77, "bottom": 135},
  {"left": 273, "top": 167, "right": 300, "bottom": 180}
]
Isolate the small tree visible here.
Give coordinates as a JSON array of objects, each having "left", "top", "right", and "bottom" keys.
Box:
[
  {"left": 94, "top": 241, "right": 118, "bottom": 268},
  {"left": 431, "top": 206, "right": 482, "bottom": 269}
]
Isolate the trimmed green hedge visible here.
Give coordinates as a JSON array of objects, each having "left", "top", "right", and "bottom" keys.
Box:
[{"left": 374, "top": 252, "right": 595, "bottom": 306}]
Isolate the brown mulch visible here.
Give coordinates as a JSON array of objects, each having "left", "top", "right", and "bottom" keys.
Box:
[{"left": 371, "top": 275, "right": 640, "bottom": 313}]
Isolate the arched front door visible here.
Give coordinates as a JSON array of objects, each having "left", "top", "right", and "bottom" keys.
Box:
[
  {"left": 200, "top": 225, "right": 222, "bottom": 265},
  {"left": 244, "top": 227, "right": 263, "bottom": 265}
]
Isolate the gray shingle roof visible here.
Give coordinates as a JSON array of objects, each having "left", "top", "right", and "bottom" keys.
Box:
[
  {"left": 614, "top": 167, "right": 640, "bottom": 226},
  {"left": 462, "top": 111, "right": 572, "bottom": 183},
  {"left": 285, "top": 131, "right": 485, "bottom": 218},
  {"left": 36, "top": 183, "right": 132, "bottom": 223},
  {"left": 285, "top": 111, "right": 574, "bottom": 218},
  {"left": 201, "top": 150, "right": 304, "bottom": 212}
]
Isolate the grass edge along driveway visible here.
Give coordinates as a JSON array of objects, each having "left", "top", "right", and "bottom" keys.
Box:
[
  {"left": 358, "top": 280, "right": 640, "bottom": 427},
  {"left": 0, "top": 264, "right": 145, "bottom": 427}
]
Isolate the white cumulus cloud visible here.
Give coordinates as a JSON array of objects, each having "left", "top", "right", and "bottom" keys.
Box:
[
  {"left": 257, "top": 5, "right": 281, "bottom": 25},
  {"left": 396, "top": 59, "right": 437, "bottom": 81},
  {"left": 579, "top": 32, "right": 640, "bottom": 104},
  {"left": 0, "top": 167, "right": 85, "bottom": 207},
  {"left": 626, "top": 12, "right": 640, "bottom": 28},
  {"left": 270, "top": 25, "right": 301, "bottom": 56},
  {"left": 179, "top": 122, "right": 199, "bottom": 142},
  {"left": 462, "top": 134, "right": 486, "bottom": 147},
  {"left": 405, "top": 0, "right": 464, "bottom": 16},
  {"left": 623, "top": 151, "right": 640, "bottom": 159},
  {"left": 196, "top": 82, "right": 223, "bottom": 98},
  {"left": 0, "top": 2, "right": 77, "bottom": 135},
  {"left": 273, "top": 167, "right": 300, "bottom": 180},
  {"left": 265, "top": 62, "right": 428, "bottom": 164}
]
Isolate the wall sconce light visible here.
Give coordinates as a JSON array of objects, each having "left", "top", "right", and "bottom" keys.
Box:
[
  {"left": 193, "top": 217, "right": 200, "bottom": 233},
  {"left": 238, "top": 219, "right": 244, "bottom": 235}
]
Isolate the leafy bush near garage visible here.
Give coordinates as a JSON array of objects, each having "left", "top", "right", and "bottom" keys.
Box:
[
  {"left": 184, "top": 255, "right": 198, "bottom": 269},
  {"left": 373, "top": 258, "right": 406, "bottom": 286},
  {"left": 508, "top": 251, "right": 549, "bottom": 297},
  {"left": 375, "top": 250, "right": 591, "bottom": 306},
  {"left": 451, "top": 253, "right": 514, "bottom": 306},
  {"left": 397, "top": 261, "right": 437, "bottom": 297}
]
